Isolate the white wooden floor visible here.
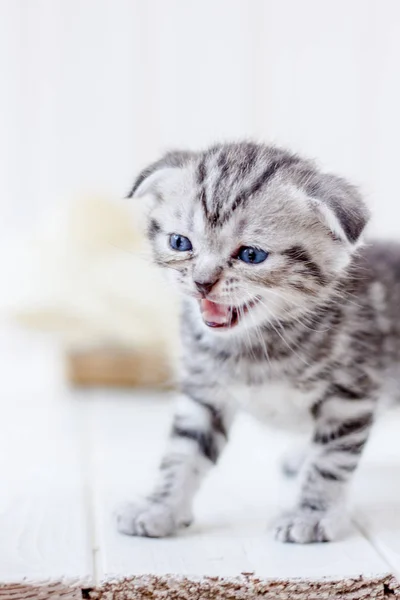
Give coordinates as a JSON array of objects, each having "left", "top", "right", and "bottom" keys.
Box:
[{"left": 1, "top": 325, "right": 400, "bottom": 591}]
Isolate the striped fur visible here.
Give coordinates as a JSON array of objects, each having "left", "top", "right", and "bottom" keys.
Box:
[{"left": 117, "top": 142, "right": 400, "bottom": 544}]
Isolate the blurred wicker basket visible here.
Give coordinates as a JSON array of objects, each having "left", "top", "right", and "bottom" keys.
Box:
[
  {"left": 66, "top": 347, "right": 174, "bottom": 388},
  {"left": 5, "top": 195, "right": 180, "bottom": 390}
]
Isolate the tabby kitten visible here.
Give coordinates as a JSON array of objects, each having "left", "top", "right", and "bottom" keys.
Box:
[{"left": 116, "top": 142, "right": 399, "bottom": 543}]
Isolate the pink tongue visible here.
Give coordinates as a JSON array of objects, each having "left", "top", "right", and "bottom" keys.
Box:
[{"left": 200, "top": 299, "right": 230, "bottom": 325}]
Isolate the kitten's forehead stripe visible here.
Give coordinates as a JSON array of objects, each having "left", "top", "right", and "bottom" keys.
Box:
[
  {"left": 196, "top": 156, "right": 210, "bottom": 221},
  {"left": 206, "top": 151, "right": 228, "bottom": 227},
  {"left": 212, "top": 147, "right": 238, "bottom": 216},
  {"left": 219, "top": 155, "right": 301, "bottom": 226},
  {"left": 196, "top": 145, "right": 302, "bottom": 229},
  {"left": 199, "top": 185, "right": 208, "bottom": 220},
  {"left": 196, "top": 156, "right": 207, "bottom": 185}
]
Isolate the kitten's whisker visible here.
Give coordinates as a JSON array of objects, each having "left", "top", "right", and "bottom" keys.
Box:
[
  {"left": 234, "top": 289, "right": 272, "bottom": 368},
  {"left": 233, "top": 282, "right": 314, "bottom": 315},
  {"left": 260, "top": 302, "right": 312, "bottom": 367},
  {"left": 232, "top": 282, "right": 336, "bottom": 334},
  {"left": 229, "top": 291, "right": 257, "bottom": 363},
  {"left": 255, "top": 294, "right": 332, "bottom": 334}
]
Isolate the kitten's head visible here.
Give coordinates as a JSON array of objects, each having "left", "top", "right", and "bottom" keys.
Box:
[{"left": 129, "top": 142, "right": 369, "bottom": 334}]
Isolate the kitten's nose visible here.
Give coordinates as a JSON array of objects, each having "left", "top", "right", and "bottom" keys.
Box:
[{"left": 194, "top": 280, "right": 218, "bottom": 297}]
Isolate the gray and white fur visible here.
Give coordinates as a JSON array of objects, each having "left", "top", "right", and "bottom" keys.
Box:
[{"left": 116, "top": 142, "right": 400, "bottom": 543}]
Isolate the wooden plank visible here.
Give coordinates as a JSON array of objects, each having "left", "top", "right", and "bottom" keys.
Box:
[
  {"left": 87, "top": 392, "right": 390, "bottom": 582},
  {"left": 0, "top": 328, "right": 93, "bottom": 587}
]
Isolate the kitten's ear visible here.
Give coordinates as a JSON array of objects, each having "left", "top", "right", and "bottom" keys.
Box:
[
  {"left": 306, "top": 172, "right": 370, "bottom": 245},
  {"left": 127, "top": 150, "right": 195, "bottom": 198}
]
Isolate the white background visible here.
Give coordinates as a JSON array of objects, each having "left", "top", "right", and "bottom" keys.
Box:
[{"left": 1, "top": 0, "right": 400, "bottom": 238}]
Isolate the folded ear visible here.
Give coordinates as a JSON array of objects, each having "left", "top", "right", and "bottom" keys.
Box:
[
  {"left": 127, "top": 150, "right": 195, "bottom": 198},
  {"left": 304, "top": 172, "right": 370, "bottom": 245}
]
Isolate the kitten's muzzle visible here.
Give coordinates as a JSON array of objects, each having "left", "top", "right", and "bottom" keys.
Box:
[{"left": 194, "top": 279, "right": 219, "bottom": 298}]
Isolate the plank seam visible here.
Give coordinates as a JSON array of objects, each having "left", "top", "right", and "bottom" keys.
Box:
[{"left": 352, "top": 512, "right": 400, "bottom": 583}]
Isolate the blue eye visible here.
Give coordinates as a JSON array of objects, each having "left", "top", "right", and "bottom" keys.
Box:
[
  {"left": 170, "top": 234, "right": 193, "bottom": 252},
  {"left": 237, "top": 246, "right": 268, "bottom": 264}
]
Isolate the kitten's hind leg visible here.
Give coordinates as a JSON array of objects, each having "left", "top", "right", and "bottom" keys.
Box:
[
  {"left": 116, "top": 393, "right": 235, "bottom": 538},
  {"left": 274, "top": 383, "right": 377, "bottom": 543}
]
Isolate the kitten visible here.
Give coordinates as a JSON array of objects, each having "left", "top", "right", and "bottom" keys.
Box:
[{"left": 116, "top": 142, "right": 399, "bottom": 543}]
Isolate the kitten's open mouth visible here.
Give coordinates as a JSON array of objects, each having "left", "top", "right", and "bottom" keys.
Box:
[{"left": 199, "top": 298, "right": 258, "bottom": 329}]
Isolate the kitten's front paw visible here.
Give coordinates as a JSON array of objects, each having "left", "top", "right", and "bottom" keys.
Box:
[
  {"left": 273, "top": 508, "right": 347, "bottom": 544},
  {"left": 116, "top": 500, "right": 191, "bottom": 538}
]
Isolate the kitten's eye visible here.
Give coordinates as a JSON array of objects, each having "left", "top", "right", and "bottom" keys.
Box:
[
  {"left": 169, "top": 234, "right": 193, "bottom": 252},
  {"left": 237, "top": 246, "right": 268, "bottom": 264}
]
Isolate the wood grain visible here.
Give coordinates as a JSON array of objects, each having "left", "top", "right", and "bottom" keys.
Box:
[{"left": 0, "top": 330, "right": 93, "bottom": 586}]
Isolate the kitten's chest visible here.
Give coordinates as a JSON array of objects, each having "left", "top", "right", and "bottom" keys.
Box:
[{"left": 227, "top": 379, "right": 319, "bottom": 431}]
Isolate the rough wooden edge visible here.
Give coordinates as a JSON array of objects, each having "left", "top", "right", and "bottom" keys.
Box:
[
  {"left": 0, "top": 580, "right": 88, "bottom": 599},
  {"left": 0, "top": 575, "right": 398, "bottom": 600},
  {"left": 87, "top": 573, "right": 400, "bottom": 600}
]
